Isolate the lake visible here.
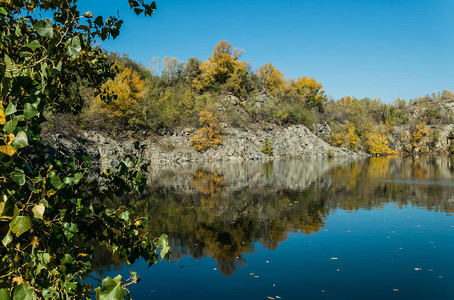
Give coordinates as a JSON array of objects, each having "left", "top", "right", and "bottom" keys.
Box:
[{"left": 92, "top": 156, "right": 454, "bottom": 300}]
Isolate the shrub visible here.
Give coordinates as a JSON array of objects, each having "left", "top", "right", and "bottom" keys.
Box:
[
  {"left": 365, "top": 132, "right": 390, "bottom": 155},
  {"left": 190, "top": 109, "right": 223, "bottom": 151},
  {"left": 261, "top": 139, "right": 274, "bottom": 156}
]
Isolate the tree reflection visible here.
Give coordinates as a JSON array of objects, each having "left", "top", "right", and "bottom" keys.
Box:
[{"left": 123, "top": 156, "right": 454, "bottom": 276}]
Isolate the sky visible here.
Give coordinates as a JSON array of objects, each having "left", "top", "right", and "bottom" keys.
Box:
[{"left": 77, "top": 0, "right": 454, "bottom": 102}]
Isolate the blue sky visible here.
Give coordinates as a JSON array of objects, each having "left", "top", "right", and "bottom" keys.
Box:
[{"left": 78, "top": 0, "right": 454, "bottom": 102}]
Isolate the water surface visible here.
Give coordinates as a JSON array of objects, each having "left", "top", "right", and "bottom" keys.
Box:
[{"left": 94, "top": 157, "right": 454, "bottom": 300}]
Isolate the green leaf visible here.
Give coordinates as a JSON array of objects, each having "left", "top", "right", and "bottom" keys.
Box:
[
  {"left": 94, "top": 16, "right": 103, "bottom": 27},
  {"left": 63, "top": 176, "right": 74, "bottom": 185},
  {"left": 10, "top": 131, "right": 28, "bottom": 149},
  {"left": 49, "top": 61, "right": 62, "bottom": 77},
  {"left": 0, "top": 289, "right": 11, "bottom": 300},
  {"left": 3, "top": 117, "right": 18, "bottom": 134},
  {"left": 10, "top": 216, "right": 32, "bottom": 237},
  {"left": 23, "top": 40, "right": 41, "bottom": 50},
  {"left": 156, "top": 233, "right": 169, "bottom": 248},
  {"left": 13, "top": 283, "right": 35, "bottom": 300},
  {"left": 4, "top": 54, "right": 12, "bottom": 70},
  {"left": 0, "top": 8, "right": 8, "bottom": 16},
  {"left": 73, "top": 173, "right": 83, "bottom": 185},
  {"left": 32, "top": 203, "right": 45, "bottom": 220},
  {"left": 1, "top": 197, "right": 19, "bottom": 219},
  {"left": 67, "top": 36, "right": 82, "bottom": 59},
  {"left": 33, "top": 19, "right": 53, "bottom": 38},
  {"left": 62, "top": 222, "right": 78, "bottom": 240},
  {"left": 24, "top": 103, "right": 39, "bottom": 119},
  {"left": 95, "top": 275, "right": 126, "bottom": 300},
  {"left": 160, "top": 246, "right": 170, "bottom": 259},
  {"left": 124, "top": 156, "right": 134, "bottom": 168},
  {"left": 119, "top": 211, "right": 130, "bottom": 223},
  {"left": 2, "top": 229, "right": 13, "bottom": 247},
  {"left": 5, "top": 102, "right": 16, "bottom": 115},
  {"left": 49, "top": 171, "right": 65, "bottom": 189},
  {"left": 11, "top": 169, "right": 25, "bottom": 186}
]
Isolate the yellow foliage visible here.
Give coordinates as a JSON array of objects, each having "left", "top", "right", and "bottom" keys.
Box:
[
  {"left": 340, "top": 96, "right": 352, "bottom": 106},
  {"left": 0, "top": 101, "right": 5, "bottom": 125},
  {"left": 290, "top": 76, "right": 325, "bottom": 110},
  {"left": 365, "top": 132, "right": 390, "bottom": 155},
  {"left": 257, "top": 63, "right": 286, "bottom": 96},
  {"left": 441, "top": 90, "right": 454, "bottom": 101},
  {"left": 190, "top": 110, "right": 223, "bottom": 151},
  {"left": 193, "top": 41, "right": 247, "bottom": 91},
  {"left": 89, "top": 66, "right": 144, "bottom": 127},
  {"left": 330, "top": 122, "right": 360, "bottom": 151},
  {"left": 410, "top": 121, "right": 428, "bottom": 150}
]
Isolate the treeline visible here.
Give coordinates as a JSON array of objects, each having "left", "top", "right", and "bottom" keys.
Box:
[{"left": 66, "top": 40, "right": 454, "bottom": 155}]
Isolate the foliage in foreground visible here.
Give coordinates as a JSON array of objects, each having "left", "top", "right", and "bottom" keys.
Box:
[{"left": 0, "top": 0, "right": 168, "bottom": 299}]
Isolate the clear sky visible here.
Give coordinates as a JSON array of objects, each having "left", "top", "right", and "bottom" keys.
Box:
[{"left": 78, "top": 0, "right": 454, "bottom": 102}]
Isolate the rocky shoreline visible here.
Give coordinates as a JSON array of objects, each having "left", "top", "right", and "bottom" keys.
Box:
[{"left": 42, "top": 122, "right": 362, "bottom": 171}]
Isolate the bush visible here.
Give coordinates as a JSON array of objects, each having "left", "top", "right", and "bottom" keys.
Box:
[
  {"left": 190, "top": 109, "right": 223, "bottom": 151},
  {"left": 261, "top": 139, "right": 274, "bottom": 155}
]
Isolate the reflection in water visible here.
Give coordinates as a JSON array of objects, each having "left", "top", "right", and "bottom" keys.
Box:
[{"left": 113, "top": 156, "right": 454, "bottom": 276}]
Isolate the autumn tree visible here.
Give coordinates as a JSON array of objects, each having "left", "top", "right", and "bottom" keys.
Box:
[
  {"left": 86, "top": 65, "right": 145, "bottom": 129},
  {"left": 194, "top": 40, "right": 249, "bottom": 94},
  {"left": 190, "top": 108, "right": 223, "bottom": 151},
  {"left": 409, "top": 121, "right": 428, "bottom": 154},
  {"left": 365, "top": 132, "right": 391, "bottom": 156},
  {"left": 257, "top": 63, "right": 286, "bottom": 96},
  {"left": 330, "top": 122, "right": 360, "bottom": 151},
  {"left": 291, "top": 76, "right": 326, "bottom": 111}
]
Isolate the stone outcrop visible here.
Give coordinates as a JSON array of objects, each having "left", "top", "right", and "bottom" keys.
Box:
[{"left": 42, "top": 122, "right": 359, "bottom": 171}]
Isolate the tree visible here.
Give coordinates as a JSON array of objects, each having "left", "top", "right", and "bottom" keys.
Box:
[
  {"left": 409, "top": 121, "right": 428, "bottom": 154},
  {"left": 87, "top": 65, "right": 145, "bottom": 129},
  {"left": 0, "top": 1, "right": 168, "bottom": 299},
  {"left": 193, "top": 40, "right": 248, "bottom": 92},
  {"left": 162, "top": 56, "right": 184, "bottom": 85},
  {"left": 291, "top": 76, "right": 326, "bottom": 111},
  {"left": 190, "top": 108, "right": 223, "bottom": 151},
  {"left": 365, "top": 132, "right": 390, "bottom": 156},
  {"left": 257, "top": 63, "right": 286, "bottom": 96}
]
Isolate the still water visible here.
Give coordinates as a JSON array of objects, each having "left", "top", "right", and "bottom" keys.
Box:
[{"left": 94, "top": 157, "right": 454, "bottom": 300}]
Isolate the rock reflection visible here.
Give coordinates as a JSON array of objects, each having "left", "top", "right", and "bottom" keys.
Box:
[{"left": 129, "top": 156, "right": 454, "bottom": 276}]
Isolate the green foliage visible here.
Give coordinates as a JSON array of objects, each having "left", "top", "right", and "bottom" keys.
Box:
[
  {"left": 261, "top": 138, "right": 274, "bottom": 156},
  {"left": 0, "top": 1, "right": 166, "bottom": 299},
  {"left": 327, "top": 149, "right": 334, "bottom": 158}
]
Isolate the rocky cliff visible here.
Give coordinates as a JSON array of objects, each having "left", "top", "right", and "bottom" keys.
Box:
[{"left": 41, "top": 121, "right": 359, "bottom": 171}]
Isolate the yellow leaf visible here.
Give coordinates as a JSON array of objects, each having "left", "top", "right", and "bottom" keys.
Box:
[
  {"left": 46, "top": 190, "right": 57, "bottom": 197},
  {"left": 0, "top": 110, "right": 5, "bottom": 125},
  {"left": 0, "top": 145, "right": 17, "bottom": 156},
  {"left": 12, "top": 276, "right": 23, "bottom": 285},
  {"left": 6, "top": 133, "right": 15, "bottom": 145}
]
